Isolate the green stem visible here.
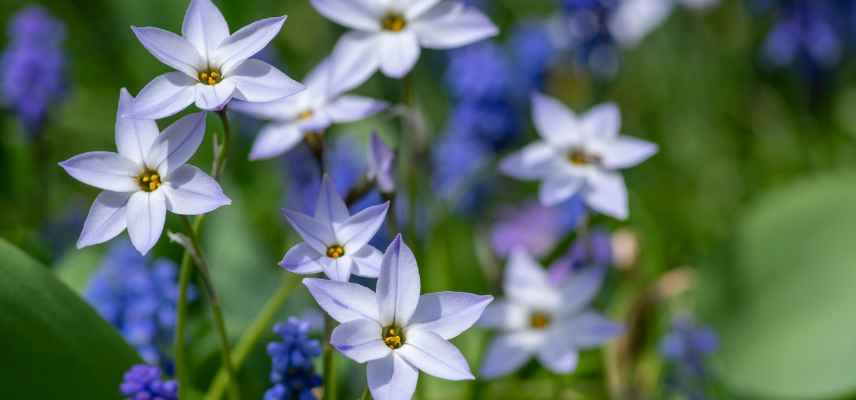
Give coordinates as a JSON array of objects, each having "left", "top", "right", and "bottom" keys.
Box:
[
  {"left": 361, "top": 387, "right": 372, "bottom": 400},
  {"left": 175, "top": 216, "right": 203, "bottom": 400},
  {"left": 181, "top": 217, "right": 241, "bottom": 400},
  {"left": 322, "top": 314, "right": 337, "bottom": 400},
  {"left": 214, "top": 109, "right": 232, "bottom": 180},
  {"left": 204, "top": 274, "right": 301, "bottom": 400}
]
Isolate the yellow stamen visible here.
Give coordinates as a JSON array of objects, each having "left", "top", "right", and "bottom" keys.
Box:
[
  {"left": 198, "top": 68, "right": 222, "bottom": 85},
  {"left": 383, "top": 326, "right": 404, "bottom": 349},
  {"left": 529, "top": 312, "right": 551, "bottom": 330},
  {"left": 567, "top": 148, "right": 600, "bottom": 166},
  {"left": 298, "top": 110, "right": 314, "bottom": 121},
  {"left": 137, "top": 169, "right": 162, "bottom": 192},
  {"left": 326, "top": 244, "right": 345, "bottom": 259},
  {"left": 381, "top": 13, "right": 407, "bottom": 32}
]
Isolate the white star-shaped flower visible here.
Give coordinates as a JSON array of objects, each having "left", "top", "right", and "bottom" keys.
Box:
[
  {"left": 281, "top": 176, "right": 390, "bottom": 281},
  {"left": 499, "top": 93, "right": 658, "bottom": 219},
  {"left": 60, "top": 89, "right": 231, "bottom": 255},
  {"left": 127, "top": 0, "right": 304, "bottom": 119},
  {"left": 230, "top": 57, "right": 388, "bottom": 160},
  {"left": 478, "top": 249, "right": 623, "bottom": 378},
  {"left": 304, "top": 235, "right": 493, "bottom": 400},
  {"left": 312, "top": 0, "right": 498, "bottom": 89}
]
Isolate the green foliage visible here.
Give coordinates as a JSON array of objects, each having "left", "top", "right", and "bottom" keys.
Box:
[
  {"left": 0, "top": 239, "right": 140, "bottom": 399},
  {"left": 703, "top": 172, "right": 856, "bottom": 399}
]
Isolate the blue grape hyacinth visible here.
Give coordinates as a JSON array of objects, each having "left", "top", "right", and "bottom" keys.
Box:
[
  {"left": 660, "top": 316, "right": 719, "bottom": 399},
  {"left": 265, "top": 317, "right": 323, "bottom": 400},
  {"left": 1, "top": 6, "right": 68, "bottom": 137},
  {"left": 120, "top": 364, "right": 178, "bottom": 400},
  {"left": 85, "top": 240, "right": 191, "bottom": 368},
  {"left": 562, "top": 0, "right": 622, "bottom": 77}
]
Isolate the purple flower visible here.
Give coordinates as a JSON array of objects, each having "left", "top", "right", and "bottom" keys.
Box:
[
  {"left": 548, "top": 228, "right": 614, "bottom": 283},
  {"left": 282, "top": 136, "right": 366, "bottom": 215},
  {"left": 265, "top": 317, "right": 322, "bottom": 400},
  {"left": 760, "top": 1, "right": 847, "bottom": 70},
  {"left": 562, "top": 0, "right": 622, "bottom": 77},
  {"left": 509, "top": 22, "right": 556, "bottom": 93},
  {"left": 660, "top": 316, "right": 719, "bottom": 399},
  {"left": 490, "top": 199, "right": 586, "bottom": 258},
  {"left": 120, "top": 364, "right": 178, "bottom": 400},
  {"left": 85, "top": 241, "right": 192, "bottom": 368},
  {"left": 368, "top": 132, "right": 395, "bottom": 194},
  {"left": 1, "top": 7, "right": 68, "bottom": 137}
]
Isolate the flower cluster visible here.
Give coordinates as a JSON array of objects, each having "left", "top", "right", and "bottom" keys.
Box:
[
  {"left": 660, "top": 317, "right": 719, "bottom": 399},
  {"left": 120, "top": 364, "right": 178, "bottom": 400},
  {"left": 265, "top": 318, "right": 323, "bottom": 400},
  {"left": 1, "top": 6, "right": 68, "bottom": 137},
  {"left": 85, "top": 240, "right": 191, "bottom": 367}
]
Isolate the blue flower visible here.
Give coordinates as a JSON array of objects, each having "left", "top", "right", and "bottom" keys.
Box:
[
  {"left": 1, "top": 6, "right": 68, "bottom": 137},
  {"left": 120, "top": 364, "right": 178, "bottom": 400},
  {"left": 562, "top": 0, "right": 622, "bottom": 77},
  {"left": 282, "top": 136, "right": 366, "bottom": 215},
  {"left": 85, "top": 241, "right": 191, "bottom": 369},
  {"left": 490, "top": 199, "right": 586, "bottom": 258},
  {"left": 265, "top": 317, "right": 322, "bottom": 400},
  {"left": 660, "top": 316, "right": 719, "bottom": 399},
  {"left": 445, "top": 42, "right": 514, "bottom": 101},
  {"left": 509, "top": 22, "right": 556, "bottom": 93},
  {"left": 549, "top": 227, "right": 614, "bottom": 283}
]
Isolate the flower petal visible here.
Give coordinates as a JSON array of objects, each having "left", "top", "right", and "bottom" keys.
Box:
[
  {"left": 321, "top": 256, "right": 354, "bottom": 282},
  {"left": 145, "top": 112, "right": 206, "bottom": 175},
  {"left": 477, "top": 300, "right": 529, "bottom": 331},
  {"left": 594, "top": 136, "right": 658, "bottom": 170},
  {"left": 182, "top": 0, "right": 230, "bottom": 60},
  {"left": 315, "top": 175, "right": 350, "bottom": 224},
  {"left": 131, "top": 26, "right": 204, "bottom": 77},
  {"left": 367, "top": 353, "right": 418, "bottom": 400},
  {"left": 59, "top": 152, "right": 139, "bottom": 192},
  {"left": 194, "top": 79, "right": 236, "bottom": 111},
  {"left": 583, "top": 171, "right": 628, "bottom": 219},
  {"left": 329, "top": 31, "right": 381, "bottom": 94},
  {"left": 408, "top": 292, "right": 493, "bottom": 340},
  {"left": 401, "top": 0, "right": 443, "bottom": 19},
  {"left": 326, "top": 95, "right": 387, "bottom": 123},
  {"left": 351, "top": 245, "right": 383, "bottom": 278},
  {"left": 303, "top": 278, "right": 380, "bottom": 323},
  {"left": 162, "top": 165, "right": 231, "bottom": 215},
  {"left": 249, "top": 122, "right": 304, "bottom": 160},
  {"left": 532, "top": 93, "right": 580, "bottom": 148},
  {"left": 536, "top": 346, "right": 579, "bottom": 374},
  {"left": 310, "top": 0, "right": 383, "bottom": 31},
  {"left": 126, "top": 190, "right": 167, "bottom": 255},
  {"left": 480, "top": 332, "right": 543, "bottom": 379},
  {"left": 504, "top": 249, "right": 561, "bottom": 310},
  {"left": 215, "top": 16, "right": 287, "bottom": 73},
  {"left": 77, "top": 191, "right": 131, "bottom": 248},
  {"left": 331, "top": 319, "right": 390, "bottom": 363},
  {"left": 280, "top": 243, "right": 325, "bottom": 274},
  {"left": 378, "top": 31, "right": 420, "bottom": 78},
  {"left": 412, "top": 2, "right": 498, "bottom": 49},
  {"left": 377, "top": 235, "right": 421, "bottom": 326},
  {"left": 580, "top": 103, "right": 621, "bottom": 140},
  {"left": 128, "top": 72, "right": 197, "bottom": 120},
  {"left": 397, "top": 329, "right": 474, "bottom": 380},
  {"left": 115, "top": 88, "right": 159, "bottom": 165},
  {"left": 560, "top": 311, "right": 624, "bottom": 348},
  {"left": 499, "top": 142, "right": 556, "bottom": 181},
  {"left": 230, "top": 59, "right": 305, "bottom": 103},
  {"left": 339, "top": 202, "right": 389, "bottom": 253},
  {"left": 539, "top": 174, "right": 584, "bottom": 207},
  {"left": 559, "top": 266, "right": 606, "bottom": 317},
  {"left": 282, "top": 209, "right": 336, "bottom": 254}
]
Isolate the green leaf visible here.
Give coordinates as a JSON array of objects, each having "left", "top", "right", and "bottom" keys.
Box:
[
  {"left": 0, "top": 239, "right": 141, "bottom": 399},
  {"left": 702, "top": 172, "right": 856, "bottom": 398}
]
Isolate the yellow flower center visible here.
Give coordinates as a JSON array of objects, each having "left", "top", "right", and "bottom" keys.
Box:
[
  {"left": 137, "top": 169, "right": 162, "bottom": 192},
  {"left": 326, "top": 244, "right": 345, "bottom": 259},
  {"left": 298, "top": 110, "right": 314, "bottom": 121},
  {"left": 383, "top": 326, "right": 405, "bottom": 349},
  {"left": 198, "top": 68, "right": 222, "bottom": 85},
  {"left": 529, "top": 312, "right": 551, "bottom": 330},
  {"left": 381, "top": 13, "right": 407, "bottom": 32},
  {"left": 567, "top": 148, "right": 600, "bottom": 166}
]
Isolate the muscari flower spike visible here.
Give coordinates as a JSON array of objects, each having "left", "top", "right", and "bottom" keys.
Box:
[
  {"left": 127, "top": 0, "right": 304, "bottom": 119},
  {"left": 499, "top": 93, "right": 657, "bottom": 220},
  {"left": 312, "top": 0, "right": 499, "bottom": 90},
  {"left": 120, "top": 364, "right": 178, "bottom": 400},
  {"left": 230, "top": 57, "right": 388, "bottom": 160},
  {"left": 60, "top": 89, "right": 231, "bottom": 255},
  {"left": 478, "top": 249, "right": 623, "bottom": 378},
  {"left": 281, "top": 175, "right": 389, "bottom": 282},
  {"left": 304, "top": 235, "right": 493, "bottom": 400},
  {"left": 264, "top": 317, "right": 323, "bottom": 400}
]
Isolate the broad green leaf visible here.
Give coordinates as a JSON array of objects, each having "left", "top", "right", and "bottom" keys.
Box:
[
  {"left": 0, "top": 239, "right": 140, "bottom": 399},
  {"left": 703, "top": 173, "right": 856, "bottom": 398}
]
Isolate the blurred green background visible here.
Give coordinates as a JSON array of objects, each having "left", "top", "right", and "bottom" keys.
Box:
[{"left": 3, "top": 0, "right": 856, "bottom": 399}]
